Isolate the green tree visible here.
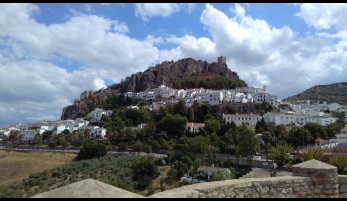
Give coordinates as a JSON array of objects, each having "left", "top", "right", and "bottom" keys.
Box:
[
  {"left": 203, "top": 119, "right": 221, "bottom": 134},
  {"left": 303, "top": 122, "right": 327, "bottom": 140},
  {"left": 132, "top": 140, "right": 143, "bottom": 152},
  {"left": 8, "top": 130, "right": 19, "bottom": 144},
  {"left": 183, "top": 136, "right": 210, "bottom": 154},
  {"left": 289, "top": 126, "right": 313, "bottom": 147},
  {"left": 188, "top": 108, "right": 194, "bottom": 122},
  {"left": 235, "top": 124, "right": 260, "bottom": 166},
  {"left": 261, "top": 131, "right": 274, "bottom": 162},
  {"left": 41, "top": 130, "right": 53, "bottom": 141},
  {"left": 78, "top": 140, "right": 107, "bottom": 160},
  {"left": 302, "top": 147, "right": 324, "bottom": 161},
  {"left": 329, "top": 154, "right": 347, "bottom": 174},
  {"left": 159, "top": 114, "right": 188, "bottom": 138},
  {"left": 209, "top": 133, "right": 218, "bottom": 147},
  {"left": 1, "top": 135, "right": 9, "bottom": 145},
  {"left": 34, "top": 133, "right": 42, "bottom": 147},
  {"left": 270, "top": 143, "right": 293, "bottom": 167}
]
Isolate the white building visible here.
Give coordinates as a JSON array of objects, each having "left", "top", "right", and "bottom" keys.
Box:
[
  {"left": 87, "top": 108, "right": 113, "bottom": 121},
  {"left": 78, "top": 126, "right": 106, "bottom": 138},
  {"left": 131, "top": 123, "right": 148, "bottom": 132},
  {"left": 200, "top": 90, "right": 223, "bottom": 106},
  {"left": 222, "top": 113, "right": 261, "bottom": 125},
  {"left": 186, "top": 122, "right": 205, "bottom": 134},
  {"left": 329, "top": 133, "right": 347, "bottom": 148},
  {"left": 306, "top": 116, "right": 338, "bottom": 126}
]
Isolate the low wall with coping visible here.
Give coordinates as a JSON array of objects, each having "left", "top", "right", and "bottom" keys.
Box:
[
  {"left": 149, "top": 176, "right": 312, "bottom": 198},
  {"left": 339, "top": 175, "right": 347, "bottom": 198},
  {"left": 149, "top": 159, "right": 343, "bottom": 198}
]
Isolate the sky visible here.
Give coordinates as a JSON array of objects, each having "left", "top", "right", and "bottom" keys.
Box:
[{"left": 0, "top": 3, "right": 347, "bottom": 127}]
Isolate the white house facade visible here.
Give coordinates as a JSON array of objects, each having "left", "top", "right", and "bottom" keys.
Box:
[{"left": 222, "top": 113, "right": 261, "bottom": 125}]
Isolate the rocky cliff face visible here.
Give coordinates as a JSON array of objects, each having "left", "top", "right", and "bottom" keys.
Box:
[
  {"left": 61, "top": 92, "right": 109, "bottom": 120},
  {"left": 109, "top": 57, "right": 245, "bottom": 93}
]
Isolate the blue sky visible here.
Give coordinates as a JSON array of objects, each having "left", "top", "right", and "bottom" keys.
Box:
[{"left": 0, "top": 3, "right": 347, "bottom": 127}]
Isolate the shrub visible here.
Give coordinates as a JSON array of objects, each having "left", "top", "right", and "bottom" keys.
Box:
[
  {"left": 78, "top": 140, "right": 107, "bottom": 160},
  {"left": 146, "top": 184, "right": 156, "bottom": 196},
  {"left": 48, "top": 141, "right": 57, "bottom": 148}
]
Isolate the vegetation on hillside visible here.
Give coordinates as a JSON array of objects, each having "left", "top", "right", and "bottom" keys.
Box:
[
  {"left": 171, "top": 76, "right": 247, "bottom": 90},
  {"left": 283, "top": 82, "right": 347, "bottom": 105}
]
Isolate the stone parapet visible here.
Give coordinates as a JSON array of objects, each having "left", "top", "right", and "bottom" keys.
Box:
[
  {"left": 339, "top": 175, "right": 347, "bottom": 198},
  {"left": 148, "top": 176, "right": 312, "bottom": 198},
  {"left": 292, "top": 159, "right": 339, "bottom": 198}
]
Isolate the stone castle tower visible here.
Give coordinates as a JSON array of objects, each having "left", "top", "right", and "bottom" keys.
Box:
[{"left": 218, "top": 56, "right": 226, "bottom": 65}]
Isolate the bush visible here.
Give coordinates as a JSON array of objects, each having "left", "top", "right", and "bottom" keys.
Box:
[
  {"left": 146, "top": 184, "right": 155, "bottom": 196},
  {"left": 137, "top": 175, "right": 152, "bottom": 190},
  {"left": 173, "top": 144, "right": 184, "bottom": 150},
  {"left": 329, "top": 154, "right": 347, "bottom": 174},
  {"left": 78, "top": 140, "right": 107, "bottom": 160},
  {"left": 117, "top": 142, "right": 128, "bottom": 151},
  {"left": 294, "top": 156, "right": 304, "bottom": 164},
  {"left": 48, "top": 141, "right": 57, "bottom": 148}
]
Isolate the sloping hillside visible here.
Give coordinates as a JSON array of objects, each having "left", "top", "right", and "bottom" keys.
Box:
[{"left": 283, "top": 82, "right": 347, "bottom": 105}]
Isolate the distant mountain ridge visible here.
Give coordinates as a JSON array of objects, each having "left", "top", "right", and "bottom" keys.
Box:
[{"left": 283, "top": 82, "right": 347, "bottom": 105}]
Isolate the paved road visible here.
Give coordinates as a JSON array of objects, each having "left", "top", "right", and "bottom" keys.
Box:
[{"left": 0, "top": 146, "right": 167, "bottom": 158}]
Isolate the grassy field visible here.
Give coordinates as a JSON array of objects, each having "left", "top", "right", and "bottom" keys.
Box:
[{"left": 0, "top": 150, "right": 77, "bottom": 186}]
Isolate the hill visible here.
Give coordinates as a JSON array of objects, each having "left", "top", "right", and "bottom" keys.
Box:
[
  {"left": 108, "top": 57, "right": 247, "bottom": 93},
  {"left": 283, "top": 82, "right": 347, "bottom": 105},
  {"left": 61, "top": 57, "right": 248, "bottom": 120}
]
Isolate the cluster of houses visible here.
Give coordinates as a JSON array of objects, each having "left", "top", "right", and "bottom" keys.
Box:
[
  {"left": 0, "top": 118, "right": 107, "bottom": 143},
  {"left": 121, "top": 84, "right": 281, "bottom": 109}
]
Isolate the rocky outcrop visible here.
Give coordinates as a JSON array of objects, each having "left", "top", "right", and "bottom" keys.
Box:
[
  {"left": 109, "top": 57, "right": 246, "bottom": 93},
  {"left": 61, "top": 93, "right": 109, "bottom": 120}
]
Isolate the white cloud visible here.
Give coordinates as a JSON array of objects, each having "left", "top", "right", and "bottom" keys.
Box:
[
  {"left": 113, "top": 21, "right": 129, "bottom": 33},
  {"left": 134, "top": 3, "right": 196, "bottom": 21},
  {"left": 159, "top": 3, "right": 347, "bottom": 99},
  {"left": 296, "top": 3, "right": 347, "bottom": 30},
  {"left": 186, "top": 3, "right": 196, "bottom": 13},
  {"left": 84, "top": 3, "right": 92, "bottom": 12},
  {"left": 100, "top": 3, "right": 110, "bottom": 6},
  {"left": 134, "top": 3, "right": 181, "bottom": 21},
  {"left": 0, "top": 3, "right": 161, "bottom": 126}
]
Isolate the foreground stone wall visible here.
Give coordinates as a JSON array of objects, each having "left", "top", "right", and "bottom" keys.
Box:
[
  {"left": 149, "top": 176, "right": 312, "bottom": 198},
  {"left": 339, "top": 175, "right": 347, "bottom": 198}
]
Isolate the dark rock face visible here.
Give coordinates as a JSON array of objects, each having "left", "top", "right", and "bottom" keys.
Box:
[
  {"left": 109, "top": 58, "right": 244, "bottom": 93},
  {"left": 61, "top": 93, "right": 108, "bottom": 120}
]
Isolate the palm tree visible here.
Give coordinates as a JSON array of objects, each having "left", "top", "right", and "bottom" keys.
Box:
[{"left": 262, "top": 131, "right": 273, "bottom": 162}]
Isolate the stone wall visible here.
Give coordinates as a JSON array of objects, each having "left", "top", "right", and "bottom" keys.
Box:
[
  {"left": 149, "top": 176, "right": 312, "bottom": 198},
  {"left": 339, "top": 175, "right": 347, "bottom": 198},
  {"left": 149, "top": 159, "right": 343, "bottom": 198}
]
